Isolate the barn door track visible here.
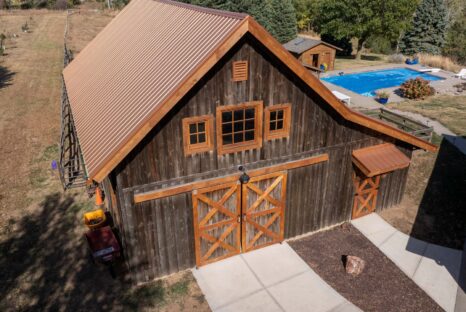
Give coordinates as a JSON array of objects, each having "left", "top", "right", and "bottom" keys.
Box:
[
  {"left": 192, "top": 242, "right": 361, "bottom": 312},
  {"left": 352, "top": 213, "right": 463, "bottom": 312}
]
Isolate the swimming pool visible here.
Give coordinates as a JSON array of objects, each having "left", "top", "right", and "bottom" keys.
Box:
[{"left": 321, "top": 68, "right": 443, "bottom": 97}]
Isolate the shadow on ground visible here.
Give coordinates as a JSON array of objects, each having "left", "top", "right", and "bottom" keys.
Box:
[
  {"left": 0, "top": 66, "right": 15, "bottom": 89},
  {"left": 0, "top": 193, "right": 149, "bottom": 311},
  {"left": 409, "top": 137, "right": 466, "bottom": 249}
]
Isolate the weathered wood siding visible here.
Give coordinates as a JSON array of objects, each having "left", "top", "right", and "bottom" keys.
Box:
[
  {"left": 114, "top": 35, "right": 400, "bottom": 189},
  {"left": 110, "top": 35, "right": 413, "bottom": 283},
  {"left": 299, "top": 44, "right": 337, "bottom": 71}
]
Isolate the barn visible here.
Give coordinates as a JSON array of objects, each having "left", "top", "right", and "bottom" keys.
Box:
[
  {"left": 61, "top": 0, "right": 436, "bottom": 284},
  {"left": 284, "top": 37, "right": 342, "bottom": 71}
]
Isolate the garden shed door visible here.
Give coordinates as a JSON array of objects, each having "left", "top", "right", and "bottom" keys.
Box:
[
  {"left": 192, "top": 172, "right": 287, "bottom": 267},
  {"left": 352, "top": 173, "right": 380, "bottom": 219}
]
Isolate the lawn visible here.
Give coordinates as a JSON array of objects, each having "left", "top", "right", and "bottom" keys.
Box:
[
  {"left": 0, "top": 9, "right": 209, "bottom": 312},
  {"left": 387, "top": 95, "right": 466, "bottom": 135},
  {"left": 334, "top": 53, "right": 388, "bottom": 71},
  {"left": 381, "top": 95, "right": 466, "bottom": 249}
]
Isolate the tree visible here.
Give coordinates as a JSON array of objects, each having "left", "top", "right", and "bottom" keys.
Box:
[
  {"left": 443, "top": 6, "right": 466, "bottom": 64},
  {"left": 234, "top": 0, "right": 275, "bottom": 36},
  {"left": 400, "top": 0, "right": 448, "bottom": 55},
  {"left": 316, "top": 0, "right": 415, "bottom": 60},
  {"left": 269, "top": 0, "right": 297, "bottom": 43},
  {"left": 292, "top": 0, "right": 319, "bottom": 32},
  {"left": 180, "top": 0, "right": 297, "bottom": 44}
]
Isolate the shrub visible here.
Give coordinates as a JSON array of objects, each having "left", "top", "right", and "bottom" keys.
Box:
[
  {"left": 387, "top": 53, "right": 405, "bottom": 63},
  {"left": 376, "top": 91, "right": 390, "bottom": 99},
  {"left": 399, "top": 78, "right": 435, "bottom": 100},
  {"left": 418, "top": 53, "right": 461, "bottom": 72},
  {"left": 21, "top": 22, "right": 29, "bottom": 33}
]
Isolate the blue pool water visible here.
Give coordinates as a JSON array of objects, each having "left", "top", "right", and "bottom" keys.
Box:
[{"left": 321, "top": 68, "right": 443, "bottom": 97}]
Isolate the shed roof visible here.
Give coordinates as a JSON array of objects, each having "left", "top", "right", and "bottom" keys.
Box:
[
  {"left": 352, "top": 144, "right": 411, "bottom": 177},
  {"left": 283, "top": 37, "right": 342, "bottom": 54},
  {"left": 63, "top": 0, "right": 436, "bottom": 182}
]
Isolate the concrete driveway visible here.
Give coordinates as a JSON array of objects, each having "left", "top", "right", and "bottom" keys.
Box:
[{"left": 192, "top": 242, "right": 361, "bottom": 312}]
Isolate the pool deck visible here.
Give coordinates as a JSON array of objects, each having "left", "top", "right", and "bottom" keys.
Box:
[{"left": 321, "top": 64, "right": 464, "bottom": 110}]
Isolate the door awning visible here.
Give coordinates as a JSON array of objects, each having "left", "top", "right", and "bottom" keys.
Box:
[{"left": 352, "top": 143, "right": 411, "bottom": 177}]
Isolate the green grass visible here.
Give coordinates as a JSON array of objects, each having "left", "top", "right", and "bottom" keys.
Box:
[
  {"left": 29, "top": 167, "right": 47, "bottom": 188},
  {"left": 41, "top": 144, "right": 59, "bottom": 161}
]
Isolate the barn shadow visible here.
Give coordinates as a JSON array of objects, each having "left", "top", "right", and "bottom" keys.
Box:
[
  {"left": 0, "top": 66, "right": 15, "bottom": 89},
  {"left": 0, "top": 193, "right": 142, "bottom": 311},
  {"left": 405, "top": 136, "right": 466, "bottom": 290}
]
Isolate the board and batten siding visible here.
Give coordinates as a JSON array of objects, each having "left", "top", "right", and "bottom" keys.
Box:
[{"left": 109, "top": 35, "right": 413, "bottom": 283}]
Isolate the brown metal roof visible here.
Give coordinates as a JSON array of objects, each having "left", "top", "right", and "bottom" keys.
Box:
[
  {"left": 352, "top": 143, "right": 411, "bottom": 177},
  {"left": 63, "top": 0, "right": 246, "bottom": 179}
]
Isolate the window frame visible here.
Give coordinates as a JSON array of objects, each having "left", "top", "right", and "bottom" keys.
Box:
[
  {"left": 216, "top": 101, "right": 263, "bottom": 155},
  {"left": 182, "top": 115, "right": 214, "bottom": 156},
  {"left": 264, "top": 103, "right": 292, "bottom": 140}
]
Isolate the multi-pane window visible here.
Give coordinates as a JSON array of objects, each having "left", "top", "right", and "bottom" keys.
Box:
[
  {"left": 264, "top": 104, "right": 291, "bottom": 140},
  {"left": 216, "top": 101, "right": 263, "bottom": 154},
  {"left": 182, "top": 115, "right": 214, "bottom": 155},
  {"left": 189, "top": 121, "right": 206, "bottom": 144}
]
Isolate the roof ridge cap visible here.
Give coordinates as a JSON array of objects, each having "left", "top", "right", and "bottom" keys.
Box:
[{"left": 155, "top": 0, "right": 248, "bottom": 20}]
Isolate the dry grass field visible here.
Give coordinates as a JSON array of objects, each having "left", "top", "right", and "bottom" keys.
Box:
[
  {"left": 381, "top": 95, "right": 466, "bottom": 249},
  {"left": 0, "top": 9, "right": 208, "bottom": 312},
  {"left": 387, "top": 95, "right": 466, "bottom": 136},
  {"left": 334, "top": 54, "right": 388, "bottom": 71}
]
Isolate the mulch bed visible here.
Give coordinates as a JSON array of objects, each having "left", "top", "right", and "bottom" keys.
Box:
[{"left": 288, "top": 223, "right": 443, "bottom": 312}]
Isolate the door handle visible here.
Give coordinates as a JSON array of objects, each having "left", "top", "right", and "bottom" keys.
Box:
[
  {"left": 237, "top": 215, "right": 241, "bottom": 223},
  {"left": 242, "top": 214, "right": 246, "bottom": 222}
]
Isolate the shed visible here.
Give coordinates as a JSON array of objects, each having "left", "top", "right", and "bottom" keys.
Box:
[
  {"left": 61, "top": 0, "right": 436, "bottom": 284},
  {"left": 284, "top": 37, "right": 342, "bottom": 71}
]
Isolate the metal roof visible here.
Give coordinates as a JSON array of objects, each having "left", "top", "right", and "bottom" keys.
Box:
[
  {"left": 352, "top": 143, "right": 411, "bottom": 177},
  {"left": 283, "top": 37, "right": 342, "bottom": 54},
  {"left": 63, "top": 0, "right": 246, "bottom": 179}
]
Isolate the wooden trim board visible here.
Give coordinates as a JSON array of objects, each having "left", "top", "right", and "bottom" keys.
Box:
[{"left": 134, "top": 153, "right": 329, "bottom": 203}]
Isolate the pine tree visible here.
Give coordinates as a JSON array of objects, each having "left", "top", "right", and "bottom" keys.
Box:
[
  {"left": 269, "top": 0, "right": 297, "bottom": 43},
  {"left": 400, "top": 0, "right": 448, "bottom": 55},
  {"left": 228, "top": 0, "right": 272, "bottom": 34},
  {"left": 443, "top": 6, "right": 466, "bottom": 64}
]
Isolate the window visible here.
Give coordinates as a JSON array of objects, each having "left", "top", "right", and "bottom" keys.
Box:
[
  {"left": 232, "top": 61, "right": 248, "bottom": 82},
  {"left": 216, "top": 101, "right": 263, "bottom": 154},
  {"left": 182, "top": 115, "right": 214, "bottom": 156},
  {"left": 264, "top": 104, "right": 291, "bottom": 140}
]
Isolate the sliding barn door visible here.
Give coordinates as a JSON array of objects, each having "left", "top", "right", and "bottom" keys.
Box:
[
  {"left": 242, "top": 172, "right": 287, "bottom": 252},
  {"left": 192, "top": 182, "right": 241, "bottom": 267},
  {"left": 352, "top": 174, "right": 380, "bottom": 219}
]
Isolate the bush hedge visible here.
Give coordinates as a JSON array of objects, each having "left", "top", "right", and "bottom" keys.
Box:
[{"left": 399, "top": 78, "right": 435, "bottom": 99}]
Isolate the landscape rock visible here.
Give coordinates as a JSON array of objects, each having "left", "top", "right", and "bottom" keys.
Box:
[{"left": 345, "top": 255, "right": 366, "bottom": 276}]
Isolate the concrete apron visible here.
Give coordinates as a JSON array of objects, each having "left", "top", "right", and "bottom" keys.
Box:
[
  {"left": 192, "top": 242, "right": 361, "bottom": 312},
  {"left": 352, "top": 213, "right": 463, "bottom": 312}
]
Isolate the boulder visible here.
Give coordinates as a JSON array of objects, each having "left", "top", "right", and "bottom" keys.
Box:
[{"left": 345, "top": 255, "right": 366, "bottom": 276}]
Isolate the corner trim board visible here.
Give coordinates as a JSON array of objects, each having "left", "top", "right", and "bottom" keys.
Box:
[{"left": 133, "top": 153, "right": 329, "bottom": 203}]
